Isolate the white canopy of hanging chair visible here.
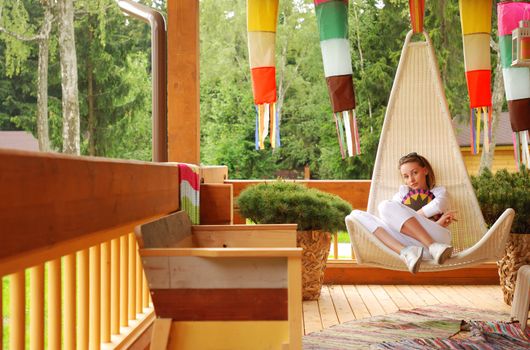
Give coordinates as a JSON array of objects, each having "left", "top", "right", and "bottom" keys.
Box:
[{"left": 346, "top": 30, "right": 515, "bottom": 271}]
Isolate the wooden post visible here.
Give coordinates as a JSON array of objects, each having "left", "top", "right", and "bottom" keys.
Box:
[
  {"left": 48, "top": 259, "right": 61, "bottom": 350},
  {"left": 101, "top": 242, "right": 111, "bottom": 342},
  {"left": 64, "top": 254, "right": 76, "bottom": 350},
  {"left": 30, "top": 265, "right": 44, "bottom": 350},
  {"left": 10, "top": 271, "right": 25, "bottom": 350},
  {"left": 110, "top": 238, "right": 120, "bottom": 334},
  {"left": 120, "top": 235, "right": 129, "bottom": 327},
  {"left": 89, "top": 245, "right": 101, "bottom": 350},
  {"left": 77, "top": 249, "right": 89, "bottom": 350},
  {"left": 167, "top": 0, "right": 200, "bottom": 163},
  {"left": 128, "top": 233, "right": 137, "bottom": 320}
]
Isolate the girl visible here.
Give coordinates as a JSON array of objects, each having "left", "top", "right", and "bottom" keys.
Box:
[{"left": 351, "top": 152, "right": 456, "bottom": 273}]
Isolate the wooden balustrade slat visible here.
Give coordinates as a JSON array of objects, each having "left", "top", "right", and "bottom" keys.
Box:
[
  {"left": 89, "top": 246, "right": 101, "bottom": 350},
  {"left": 111, "top": 239, "right": 120, "bottom": 335},
  {"left": 10, "top": 271, "right": 25, "bottom": 350},
  {"left": 136, "top": 245, "right": 143, "bottom": 314},
  {"left": 128, "top": 233, "right": 137, "bottom": 321},
  {"left": 30, "top": 265, "right": 44, "bottom": 350},
  {"left": 48, "top": 259, "right": 61, "bottom": 350},
  {"left": 0, "top": 149, "right": 179, "bottom": 277},
  {"left": 101, "top": 242, "right": 111, "bottom": 343},
  {"left": 120, "top": 235, "right": 129, "bottom": 327},
  {"left": 143, "top": 272, "right": 149, "bottom": 309},
  {"left": 64, "top": 254, "right": 76, "bottom": 350},
  {"left": 77, "top": 249, "right": 89, "bottom": 350}
]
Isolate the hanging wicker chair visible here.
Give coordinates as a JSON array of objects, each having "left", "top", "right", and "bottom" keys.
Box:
[{"left": 345, "top": 31, "right": 515, "bottom": 271}]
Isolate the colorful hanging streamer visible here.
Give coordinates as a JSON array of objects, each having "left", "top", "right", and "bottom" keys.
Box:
[
  {"left": 315, "top": 0, "right": 360, "bottom": 158},
  {"left": 409, "top": 0, "right": 425, "bottom": 33},
  {"left": 178, "top": 163, "right": 200, "bottom": 224},
  {"left": 498, "top": 1, "right": 530, "bottom": 169},
  {"left": 459, "top": 0, "right": 493, "bottom": 155},
  {"left": 247, "top": 0, "right": 280, "bottom": 150}
]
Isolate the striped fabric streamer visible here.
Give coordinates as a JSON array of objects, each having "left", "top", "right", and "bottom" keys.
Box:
[
  {"left": 247, "top": 0, "right": 280, "bottom": 150},
  {"left": 178, "top": 163, "right": 200, "bottom": 224},
  {"left": 459, "top": 0, "right": 493, "bottom": 155},
  {"left": 498, "top": 1, "right": 530, "bottom": 169},
  {"left": 315, "top": 0, "right": 360, "bottom": 158},
  {"left": 409, "top": 0, "right": 425, "bottom": 33}
]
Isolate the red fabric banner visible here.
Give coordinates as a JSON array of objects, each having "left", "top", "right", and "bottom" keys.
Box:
[
  {"left": 409, "top": 0, "right": 425, "bottom": 33},
  {"left": 250, "top": 67, "right": 277, "bottom": 104},
  {"left": 465, "top": 70, "right": 492, "bottom": 109}
]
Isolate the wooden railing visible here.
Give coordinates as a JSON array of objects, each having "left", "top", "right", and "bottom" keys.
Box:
[{"left": 1, "top": 150, "right": 180, "bottom": 350}]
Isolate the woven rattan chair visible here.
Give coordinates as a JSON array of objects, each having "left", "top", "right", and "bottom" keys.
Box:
[{"left": 346, "top": 31, "right": 515, "bottom": 271}]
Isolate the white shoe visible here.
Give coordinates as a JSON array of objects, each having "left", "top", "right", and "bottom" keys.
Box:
[
  {"left": 429, "top": 243, "right": 453, "bottom": 265},
  {"left": 400, "top": 246, "right": 423, "bottom": 274}
]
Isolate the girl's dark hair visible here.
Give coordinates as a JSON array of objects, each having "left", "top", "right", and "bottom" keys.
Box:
[{"left": 398, "top": 152, "right": 436, "bottom": 189}]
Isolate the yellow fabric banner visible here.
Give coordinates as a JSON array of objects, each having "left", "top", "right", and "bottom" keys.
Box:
[
  {"left": 247, "top": 0, "right": 279, "bottom": 32},
  {"left": 459, "top": 0, "right": 492, "bottom": 34}
]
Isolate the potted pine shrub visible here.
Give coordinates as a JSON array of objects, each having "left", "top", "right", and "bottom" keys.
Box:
[
  {"left": 472, "top": 168, "right": 530, "bottom": 305},
  {"left": 237, "top": 181, "right": 352, "bottom": 300}
]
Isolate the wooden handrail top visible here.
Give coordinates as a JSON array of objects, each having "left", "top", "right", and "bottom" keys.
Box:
[
  {"left": 139, "top": 248, "right": 302, "bottom": 258},
  {"left": 192, "top": 224, "right": 298, "bottom": 231}
]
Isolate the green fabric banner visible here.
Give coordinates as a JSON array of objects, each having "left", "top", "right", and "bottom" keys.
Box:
[
  {"left": 499, "top": 35, "right": 512, "bottom": 69},
  {"left": 316, "top": 1, "right": 348, "bottom": 41}
]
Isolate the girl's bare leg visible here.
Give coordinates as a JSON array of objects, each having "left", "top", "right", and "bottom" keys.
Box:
[
  {"left": 373, "top": 227, "right": 406, "bottom": 253},
  {"left": 400, "top": 217, "right": 434, "bottom": 246}
]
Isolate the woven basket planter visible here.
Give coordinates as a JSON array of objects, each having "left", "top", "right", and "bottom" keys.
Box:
[
  {"left": 497, "top": 233, "right": 530, "bottom": 305},
  {"left": 297, "top": 230, "right": 332, "bottom": 301}
]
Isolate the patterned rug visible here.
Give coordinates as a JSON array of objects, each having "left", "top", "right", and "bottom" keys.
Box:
[{"left": 303, "top": 304, "right": 527, "bottom": 350}]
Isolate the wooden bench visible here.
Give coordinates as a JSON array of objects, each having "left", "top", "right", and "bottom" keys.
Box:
[
  {"left": 135, "top": 211, "right": 303, "bottom": 350},
  {"left": 511, "top": 265, "right": 530, "bottom": 331}
]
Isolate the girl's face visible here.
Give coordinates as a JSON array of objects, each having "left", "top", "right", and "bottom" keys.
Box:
[{"left": 400, "top": 161, "right": 428, "bottom": 190}]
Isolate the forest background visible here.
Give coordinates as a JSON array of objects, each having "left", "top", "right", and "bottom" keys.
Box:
[{"left": 0, "top": 0, "right": 504, "bottom": 179}]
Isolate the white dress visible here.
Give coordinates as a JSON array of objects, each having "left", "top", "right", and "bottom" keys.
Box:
[{"left": 350, "top": 185, "right": 451, "bottom": 258}]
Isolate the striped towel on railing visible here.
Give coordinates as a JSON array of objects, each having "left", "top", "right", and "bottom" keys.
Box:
[{"left": 178, "top": 163, "right": 200, "bottom": 224}]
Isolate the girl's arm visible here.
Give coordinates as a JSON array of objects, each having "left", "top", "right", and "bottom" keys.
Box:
[{"left": 418, "top": 187, "right": 450, "bottom": 218}]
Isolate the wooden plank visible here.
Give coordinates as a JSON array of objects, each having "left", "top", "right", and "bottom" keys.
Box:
[
  {"left": 0, "top": 150, "right": 179, "bottom": 275},
  {"left": 192, "top": 225, "right": 297, "bottom": 248},
  {"left": 150, "top": 288, "right": 287, "bottom": 321},
  {"left": 422, "top": 285, "right": 454, "bottom": 304},
  {"left": 318, "top": 286, "right": 340, "bottom": 329},
  {"left": 395, "top": 285, "right": 427, "bottom": 308},
  {"left": 302, "top": 301, "right": 322, "bottom": 334},
  {"left": 135, "top": 211, "right": 191, "bottom": 249},
  {"left": 382, "top": 285, "right": 414, "bottom": 310},
  {"left": 167, "top": 0, "right": 200, "bottom": 164},
  {"left": 200, "top": 166, "right": 228, "bottom": 184},
  {"left": 355, "top": 285, "right": 385, "bottom": 316},
  {"left": 462, "top": 285, "right": 504, "bottom": 311},
  {"left": 323, "top": 262, "right": 500, "bottom": 285},
  {"left": 328, "top": 285, "right": 355, "bottom": 323},
  {"left": 436, "top": 286, "right": 469, "bottom": 307},
  {"left": 167, "top": 257, "right": 287, "bottom": 289},
  {"left": 368, "top": 285, "right": 399, "bottom": 313},
  {"left": 200, "top": 184, "right": 233, "bottom": 225},
  {"left": 142, "top": 257, "right": 170, "bottom": 289},
  {"left": 149, "top": 319, "right": 171, "bottom": 350},
  {"left": 287, "top": 256, "right": 303, "bottom": 350},
  {"left": 342, "top": 285, "right": 371, "bottom": 320},
  {"left": 140, "top": 247, "right": 302, "bottom": 258},
  {"left": 411, "top": 285, "right": 439, "bottom": 305},
  {"left": 167, "top": 321, "right": 289, "bottom": 350}
]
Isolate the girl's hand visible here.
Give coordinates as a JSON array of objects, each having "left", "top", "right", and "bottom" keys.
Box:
[{"left": 437, "top": 210, "right": 458, "bottom": 227}]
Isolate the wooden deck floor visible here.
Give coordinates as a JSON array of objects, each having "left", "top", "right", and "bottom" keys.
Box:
[{"left": 303, "top": 284, "right": 513, "bottom": 335}]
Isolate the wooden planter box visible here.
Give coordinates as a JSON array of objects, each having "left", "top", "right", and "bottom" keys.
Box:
[{"left": 135, "top": 211, "right": 303, "bottom": 350}]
